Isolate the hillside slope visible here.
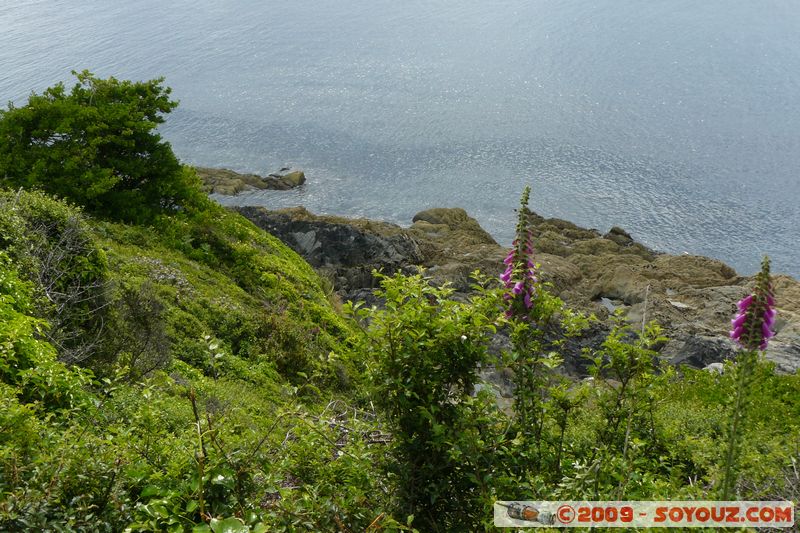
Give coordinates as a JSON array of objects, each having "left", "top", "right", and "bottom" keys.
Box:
[{"left": 0, "top": 191, "right": 393, "bottom": 531}]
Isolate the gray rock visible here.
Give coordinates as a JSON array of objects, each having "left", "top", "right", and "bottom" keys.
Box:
[
  {"left": 236, "top": 206, "right": 423, "bottom": 301},
  {"left": 703, "top": 362, "right": 725, "bottom": 374},
  {"left": 661, "top": 334, "right": 736, "bottom": 368}
]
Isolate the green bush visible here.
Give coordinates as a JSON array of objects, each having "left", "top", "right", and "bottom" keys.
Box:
[
  {"left": 347, "top": 270, "right": 505, "bottom": 531},
  {"left": 0, "top": 251, "right": 92, "bottom": 410},
  {"left": 0, "top": 190, "right": 110, "bottom": 365},
  {"left": 0, "top": 71, "right": 206, "bottom": 222}
]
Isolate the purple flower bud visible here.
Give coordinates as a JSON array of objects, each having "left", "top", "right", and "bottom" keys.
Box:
[{"left": 512, "top": 281, "right": 524, "bottom": 294}]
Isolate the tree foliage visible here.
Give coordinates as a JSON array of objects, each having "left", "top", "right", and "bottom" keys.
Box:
[
  {"left": 346, "top": 271, "right": 504, "bottom": 531},
  {"left": 0, "top": 70, "right": 203, "bottom": 222}
]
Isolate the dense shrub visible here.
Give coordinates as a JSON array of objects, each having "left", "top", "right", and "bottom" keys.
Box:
[
  {"left": 346, "top": 271, "right": 507, "bottom": 531},
  {"left": 0, "top": 190, "right": 110, "bottom": 364},
  {"left": 0, "top": 71, "right": 206, "bottom": 222}
]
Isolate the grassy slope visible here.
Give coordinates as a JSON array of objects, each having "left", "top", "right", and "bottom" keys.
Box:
[{"left": 0, "top": 191, "right": 391, "bottom": 532}]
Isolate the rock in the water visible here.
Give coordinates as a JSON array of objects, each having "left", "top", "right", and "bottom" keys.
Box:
[
  {"left": 196, "top": 166, "right": 306, "bottom": 194},
  {"left": 268, "top": 169, "right": 306, "bottom": 190}
]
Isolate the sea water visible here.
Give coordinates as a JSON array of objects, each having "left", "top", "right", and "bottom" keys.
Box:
[{"left": 2, "top": 0, "right": 799, "bottom": 276}]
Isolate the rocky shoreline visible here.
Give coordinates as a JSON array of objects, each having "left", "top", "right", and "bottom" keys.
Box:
[{"left": 236, "top": 204, "right": 800, "bottom": 377}]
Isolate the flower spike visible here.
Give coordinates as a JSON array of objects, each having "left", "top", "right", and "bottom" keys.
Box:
[
  {"left": 501, "top": 186, "right": 539, "bottom": 320},
  {"left": 730, "top": 256, "right": 776, "bottom": 351}
]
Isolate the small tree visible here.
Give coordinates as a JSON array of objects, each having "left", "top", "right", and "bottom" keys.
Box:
[
  {"left": 346, "top": 271, "right": 500, "bottom": 531},
  {"left": 0, "top": 70, "right": 203, "bottom": 221}
]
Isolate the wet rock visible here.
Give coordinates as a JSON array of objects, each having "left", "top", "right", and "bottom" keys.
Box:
[{"left": 269, "top": 170, "right": 306, "bottom": 189}]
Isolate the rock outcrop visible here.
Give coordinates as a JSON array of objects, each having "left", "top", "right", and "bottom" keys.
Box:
[
  {"left": 237, "top": 205, "right": 800, "bottom": 375},
  {"left": 197, "top": 167, "right": 305, "bottom": 195},
  {"left": 236, "top": 206, "right": 423, "bottom": 305}
]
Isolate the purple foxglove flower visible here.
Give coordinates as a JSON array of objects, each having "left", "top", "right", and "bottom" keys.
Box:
[
  {"left": 737, "top": 294, "right": 753, "bottom": 311},
  {"left": 731, "top": 313, "right": 746, "bottom": 329},
  {"left": 730, "top": 256, "right": 776, "bottom": 351},
  {"left": 764, "top": 308, "right": 776, "bottom": 328},
  {"left": 501, "top": 185, "right": 543, "bottom": 320}
]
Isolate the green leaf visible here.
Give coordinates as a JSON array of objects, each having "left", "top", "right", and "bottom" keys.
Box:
[
  {"left": 140, "top": 485, "right": 160, "bottom": 498},
  {"left": 210, "top": 517, "right": 248, "bottom": 533}
]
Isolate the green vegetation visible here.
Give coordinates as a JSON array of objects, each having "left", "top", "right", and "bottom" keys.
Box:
[
  {"left": 0, "top": 73, "right": 798, "bottom": 531},
  {"left": 0, "top": 71, "right": 204, "bottom": 222},
  {"left": 0, "top": 189, "right": 398, "bottom": 531}
]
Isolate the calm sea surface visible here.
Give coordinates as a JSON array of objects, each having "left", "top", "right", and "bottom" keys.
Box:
[{"left": 2, "top": 1, "right": 799, "bottom": 276}]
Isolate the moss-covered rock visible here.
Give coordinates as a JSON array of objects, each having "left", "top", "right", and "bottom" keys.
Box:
[
  {"left": 196, "top": 167, "right": 306, "bottom": 195},
  {"left": 410, "top": 208, "right": 496, "bottom": 246}
]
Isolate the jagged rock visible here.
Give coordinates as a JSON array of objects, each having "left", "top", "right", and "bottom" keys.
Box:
[
  {"left": 236, "top": 206, "right": 422, "bottom": 299},
  {"left": 272, "top": 170, "right": 306, "bottom": 189},
  {"left": 197, "top": 167, "right": 305, "bottom": 194},
  {"left": 604, "top": 226, "right": 634, "bottom": 247},
  {"left": 660, "top": 333, "right": 737, "bottom": 368},
  {"left": 411, "top": 208, "right": 497, "bottom": 245}
]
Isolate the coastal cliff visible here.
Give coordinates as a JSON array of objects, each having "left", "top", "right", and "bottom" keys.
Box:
[{"left": 236, "top": 205, "right": 800, "bottom": 375}]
